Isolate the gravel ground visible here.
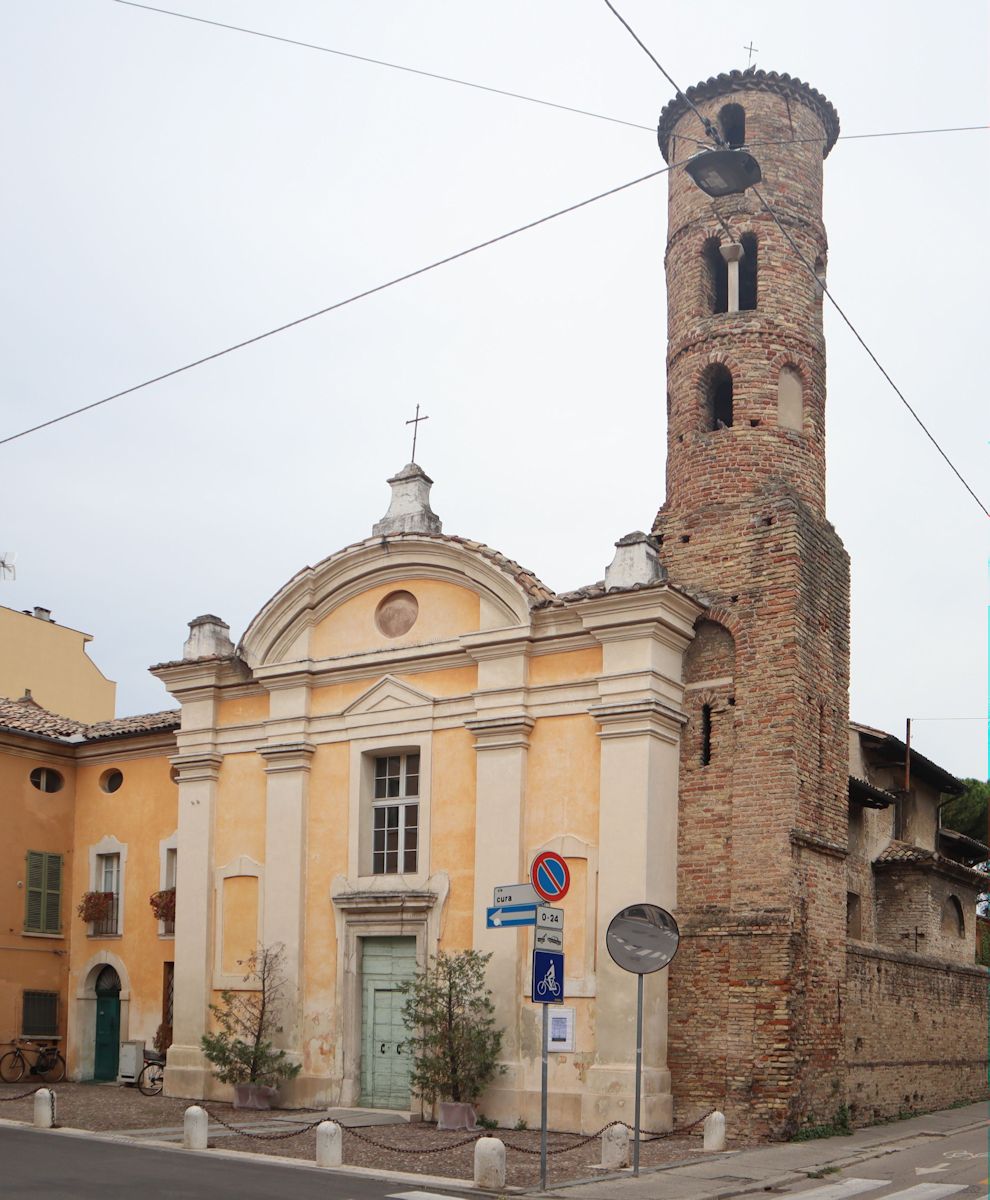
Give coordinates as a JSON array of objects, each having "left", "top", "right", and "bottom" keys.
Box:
[{"left": 0, "top": 1081, "right": 749, "bottom": 1188}]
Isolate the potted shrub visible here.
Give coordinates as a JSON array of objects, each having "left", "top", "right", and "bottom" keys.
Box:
[
  {"left": 398, "top": 949, "right": 504, "bottom": 1129},
  {"left": 200, "top": 943, "right": 301, "bottom": 1109},
  {"left": 77, "top": 891, "right": 114, "bottom": 923},
  {"left": 149, "top": 888, "right": 176, "bottom": 924}
]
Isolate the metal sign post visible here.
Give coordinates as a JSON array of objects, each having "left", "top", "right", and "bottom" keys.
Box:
[
  {"left": 605, "top": 903, "right": 680, "bottom": 1178},
  {"left": 532, "top": 947, "right": 564, "bottom": 1190},
  {"left": 541, "top": 1001, "right": 549, "bottom": 1189}
]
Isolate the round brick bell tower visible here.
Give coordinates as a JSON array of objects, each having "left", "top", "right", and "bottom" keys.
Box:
[{"left": 653, "top": 72, "right": 852, "bottom": 1137}]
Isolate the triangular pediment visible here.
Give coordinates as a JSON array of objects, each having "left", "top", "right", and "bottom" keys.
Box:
[{"left": 342, "top": 674, "right": 436, "bottom": 717}]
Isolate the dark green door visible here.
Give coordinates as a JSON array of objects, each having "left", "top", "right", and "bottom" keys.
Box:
[{"left": 94, "top": 966, "right": 121, "bottom": 1081}]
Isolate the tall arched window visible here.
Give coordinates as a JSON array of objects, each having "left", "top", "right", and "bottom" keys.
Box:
[
  {"left": 702, "top": 237, "right": 728, "bottom": 314},
  {"left": 704, "top": 365, "right": 733, "bottom": 429},
  {"left": 739, "top": 233, "right": 758, "bottom": 310},
  {"left": 719, "top": 103, "right": 746, "bottom": 148},
  {"left": 941, "top": 895, "right": 965, "bottom": 938},
  {"left": 778, "top": 365, "right": 804, "bottom": 432}
]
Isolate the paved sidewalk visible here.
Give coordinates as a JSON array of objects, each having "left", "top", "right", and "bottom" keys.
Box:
[{"left": 549, "top": 1102, "right": 990, "bottom": 1198}]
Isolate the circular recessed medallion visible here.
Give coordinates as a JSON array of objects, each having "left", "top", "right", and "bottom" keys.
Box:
[{"left": 375, "top": 590, "right": 419, "bottom": 637}]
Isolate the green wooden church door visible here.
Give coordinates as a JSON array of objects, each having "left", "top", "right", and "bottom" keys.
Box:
[{"left": 360, "top": 937, "right": 416, "bottom": 1109}]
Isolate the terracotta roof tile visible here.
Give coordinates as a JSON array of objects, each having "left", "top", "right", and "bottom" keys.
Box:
[
  {"left": 0, "top": 696, "right": 178, "bottom": 744},
  {"left": 874, "top": 840, "right": 934, "bottom": 864}
]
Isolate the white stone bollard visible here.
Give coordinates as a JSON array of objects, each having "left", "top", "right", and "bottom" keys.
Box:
[
  {"left": 33, "top": 1088, "right": 55, "bottom": 1129},
  {"left": 601, "top": 1122, "right": 630, "bottom": 1169},
  {"left": 316, "top": 1120, "right": 342, "bottom": 1167},
  {"left": 703, "top": 1110, "right": 726, "bottom": 1152},
  {"left": 184, "top": 1104, "right": 209, "bottom": 1150},
  {"left": 474, "top": 1136, "right": 506, "bottom": 1190}
]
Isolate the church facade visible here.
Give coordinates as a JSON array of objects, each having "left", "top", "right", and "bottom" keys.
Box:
[{"left": 2, "top": 69, "right": 986, "bottom": 1138}]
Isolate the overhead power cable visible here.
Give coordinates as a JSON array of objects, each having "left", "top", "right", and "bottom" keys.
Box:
[
  {"left": 598, "top": 1, "right": 989, "bottom": 519},
  {"left": 110, "top": 0, "right": 655, "bottom": 133},
  {"left": 0, "top": 167, "right": 669, "bottom": 448},
  {"left": 600, "top": 0, "right": 722, "bottom": 146},
  {"left": 111, "top": 1, "right": 986, "bottom": 148},
  {"left": 751, "top": 185, "right": 989, "bottom": 519}
]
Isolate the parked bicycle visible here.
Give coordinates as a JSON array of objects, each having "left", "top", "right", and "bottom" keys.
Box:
[
  {"left": 0, "top": 1039, "right": 65, "bottom": 1083},
  {"left": 137, "top": 1048, "right": 165, "bottom": 1096}
]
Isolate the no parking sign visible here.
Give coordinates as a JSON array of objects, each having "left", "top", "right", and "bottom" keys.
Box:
[{"left": 531, "top": 851, "right": 570, "bottom": 903}]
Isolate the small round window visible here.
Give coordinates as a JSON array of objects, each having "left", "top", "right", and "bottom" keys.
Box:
[
  {"left": 30, "top": 766, "right": 64, "bottom": 793},
  {"left": 99, "top": 768, "right": 124, "bottom": 794},
  {"left": 374, "top": 590, "right": 419, "bottom": 638}
]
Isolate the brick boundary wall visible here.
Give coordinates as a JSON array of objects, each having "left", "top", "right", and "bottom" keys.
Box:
[{"left": 845, "top": 941, "right": 989, "bottom": 1123}]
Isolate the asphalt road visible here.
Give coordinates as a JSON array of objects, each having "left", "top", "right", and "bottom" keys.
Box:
[
  {"left": 777, "top": 1125, "right": 988, "bottom": 1200},
  {"left": 0, "top": 1124, "right": 471, "bottom": 1200}
]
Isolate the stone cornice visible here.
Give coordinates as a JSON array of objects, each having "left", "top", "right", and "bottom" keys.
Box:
[
  {"left": 577, "top": 589, "right": 701, "bottom": 647},
  {"left": 789, "top": 828, "right": 848, "bottom": 860},
  {"left": 589, "top": 699, "right": 686, "bottom": 742},
  {"left": 464, "top": 713, "right": 535, "bottom": 751},
  {"left": 258, "top": 742, "right": 316, "bottom": 773},
  {"left": 170, "top": 751, "right": 223, "bottom": 783},
  {"left": 460, "top": 627, "right": 533, "bottom": 662},
  {"left": 331, "top": 889, "right": 438, "bottom": 916},
  {"left": 150, "top": 657, "right": 247, "bottom": 694}
]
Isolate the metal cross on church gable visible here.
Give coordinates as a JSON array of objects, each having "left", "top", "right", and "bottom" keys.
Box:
[
  {"left": 744, "top": 41, "right": 758, "bottom": 67},
  {"left": 405, "top": 403, "right": 429, "bottom": 463}
]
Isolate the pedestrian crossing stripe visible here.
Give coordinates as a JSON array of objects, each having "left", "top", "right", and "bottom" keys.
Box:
[
  {"left": 793, "top": 1183, "right": 967, "bottom": 1200},
  {"left": 389, "top": 1192, "right": 472, "bottom": 1200}
]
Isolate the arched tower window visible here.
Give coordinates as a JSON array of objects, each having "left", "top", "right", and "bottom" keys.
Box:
[
  {"left": 719, "top": 103, "right": 746, "bottom": 148},
  {"left": 704, "top": 365, "right": 733, "bottom": 430},
  {"left": 702, "top": 237, "right": 728, "bottom": 314},
  {"left": 778, "top": 365, "right": 804, "bottom": 432},
  {"left": 739, "top": 233, "right": 758, "bottom": 310},
  {"left": 941, "top": 895, "right": 965, "bottom": 938}
]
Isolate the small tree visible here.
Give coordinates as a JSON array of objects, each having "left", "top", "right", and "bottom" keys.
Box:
[
  {"left": 398, "top": 949, "right": 503, "bottom": 1105},
  {"left": 200, "top": 944, "right": 301, "bottom": 1087}
]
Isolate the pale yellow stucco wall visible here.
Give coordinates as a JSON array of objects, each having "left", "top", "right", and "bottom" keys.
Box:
[
  {"left": 529, "top": 647, "right": 603, "bottom": 686},
  {"left": 214, "top": 755, "right": 266, "bottom": 869},
  {"left": 310, "top": 580, "right": 480, "bottom": 659},
  {"left": 216, "top": 693, "right": 269, "bottom": 727},
  {"left": 398, "top": 665, "right": 478, "bottom": 698},
  {"left": 431, "top": 727, "right": 477, "bottom": 950},
  {"left": 302, "top": 743, "right": 349, "bottom": 1076},
  {"left": 0, "top": 606, "right": 115, "bottom": 723}
]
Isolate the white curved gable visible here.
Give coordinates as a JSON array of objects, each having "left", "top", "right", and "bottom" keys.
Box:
[{"left": 238, "top": 535, "right": 540, "bottom": 669}]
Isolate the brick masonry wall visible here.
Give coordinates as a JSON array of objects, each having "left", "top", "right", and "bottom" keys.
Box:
[
  {"left": 845, "top": 942, "right": 989, "bottom": 1121},
  {"left": 656, "top": 76, "right": 851, "bottom": 1138}
]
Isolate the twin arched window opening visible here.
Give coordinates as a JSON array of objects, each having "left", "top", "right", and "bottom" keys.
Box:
[
  {"left": 703, "top": 233, "right": 757, "bottom": 314},
  {"left": 702, "top": 363, "right": 804, "bottom": 433}
]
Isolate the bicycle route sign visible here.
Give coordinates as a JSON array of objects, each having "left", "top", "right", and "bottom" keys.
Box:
[
  {"left": 532, "top": 949, "right": 564, "bottom": 1004},
  {"left": 531, "top": 852, "right": 570, "bottom": 903}
]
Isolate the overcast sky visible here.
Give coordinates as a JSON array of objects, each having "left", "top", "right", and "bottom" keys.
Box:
[{"left": 2, "top": 1, "right": 987, "bottom": 780}]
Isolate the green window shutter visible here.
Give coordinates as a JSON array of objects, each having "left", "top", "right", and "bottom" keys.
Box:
[
  {"left": 24, "top": 852, "right": 44, "bottom": 932},
  {"left": 43, "top": 854, "right": 62, "bottom": 934}
]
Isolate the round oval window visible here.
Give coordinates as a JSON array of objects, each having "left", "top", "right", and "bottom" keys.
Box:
[
  {"left": 374, "top": 590, "right": 419, "bottom": 638},
  {"left": 29, "top": 766, "right": 64, "bottom": 793},
  {"left": 100, "top": 768, "right": 124, "bottom": 794}
]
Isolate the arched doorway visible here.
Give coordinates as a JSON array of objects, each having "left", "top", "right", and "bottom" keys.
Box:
[{"left": 94, "top": 966, "right": 121, "bottom": 1081}]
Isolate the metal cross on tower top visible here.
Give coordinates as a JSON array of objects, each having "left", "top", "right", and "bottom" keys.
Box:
[
  {"left": 405, "top": 403, "right": 429, "bottom": 463},
  {"left": 744, "top": 41, "right": 758, "bottom": 66}
]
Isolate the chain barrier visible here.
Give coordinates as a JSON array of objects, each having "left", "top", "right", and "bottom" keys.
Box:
[
  {"left": 196, "top": 1103, "right": 715, "bottom": 1153},
  {"left": 0, "top": 1084, "right": 47, "bottom": 1102},
  {"left": 202, "top": 1106, "right": 327, "bottom": 1142},
  {"left": 344, "top": 1125, "right": 483, "bottom": 1154}
]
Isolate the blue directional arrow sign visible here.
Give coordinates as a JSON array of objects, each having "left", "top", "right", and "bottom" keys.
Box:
[{"left": 486, "top": 903, "right": 538, "bottom": 929}]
